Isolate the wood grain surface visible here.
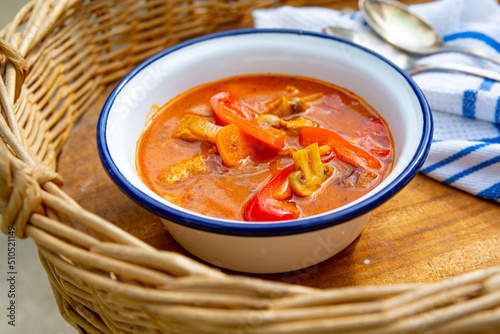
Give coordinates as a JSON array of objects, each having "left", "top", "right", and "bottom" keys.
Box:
[{"left": 57, "top": 0, "right": 500, "bottom": 290}]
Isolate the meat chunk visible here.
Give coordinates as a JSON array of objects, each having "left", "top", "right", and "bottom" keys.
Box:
[
  {"left": 158, "top": 154, "right": 208, "bottom": 184},
  {"left": 172, "top": 115, "right": 221, "bottom": 144},
  {"left": 341, "top": 169, "right": 379, "bottom": 189}
]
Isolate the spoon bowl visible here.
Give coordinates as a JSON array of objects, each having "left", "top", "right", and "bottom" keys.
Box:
[
  {"left": 322, "top": 26, "right": 500, "bottom": 82},
  {"left": 322, "top": 26, "right": 414, "bottom": 69},
  {"left": 359, "top": 0, "right": 500, "bottom": 65}
]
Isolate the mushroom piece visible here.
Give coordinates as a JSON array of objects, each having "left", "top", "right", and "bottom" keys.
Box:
[
  {"left": 253, "top": 114, "right": 318, "bottom": 136},
  {"left": 280, "top": 116, "right": 318, "bottom": 136},
  {"left": 264, "top": 93, "right": 324, "bottom": 117},
  {"left": 288, "top": 143, "right": 334, "bottom": 197}
]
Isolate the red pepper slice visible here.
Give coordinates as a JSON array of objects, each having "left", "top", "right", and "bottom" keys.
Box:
[
  {"left": 357, "top": 137, "right": 391, "bottom": 157},
  {"left": 300, "top": 127, "right": 382, "bottom": 170},
  {"left": 243, "top": 165, "right": 300, "bottom": 221},
  {"left": 356, "top": 118, "right": 391, "bottom": 157},
  {"left": 210, "top": 91, "right": 258, "bottom": 123},
  {"left": 211, "top": 92, "right": 286, "bottom": 151}
]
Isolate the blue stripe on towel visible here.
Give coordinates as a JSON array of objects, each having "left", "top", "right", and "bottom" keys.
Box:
[
  {"left": 444, "top": 32, "right": 500, "bottom": 53},
  {"left": 479, "top": 79, "right": 495, "bottom": 91},
  {"left": 462, "top": 90, "right": 477, "bottom": 119},
  {"left": 443, "top": 155, "right": 500, "bottom": 185},
  {"left": 462, "top": 79, "right": 494, "bottom": 121},
  {"left": 477, "top": 182, "right": 500, "bottom": 200},
  {"left": 480, "top": 136, "right": 500, "bottom": 143},
  {"left": 421, "top": 143, "right": 489, "bottom": 174}
]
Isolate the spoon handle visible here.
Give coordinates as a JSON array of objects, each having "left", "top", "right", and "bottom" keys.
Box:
[
  {"left": 436, "top": 44, "right": 500, "bottom": 66},
  {"left": 408, "top": 63, "right": 500, "bottom": 82}
]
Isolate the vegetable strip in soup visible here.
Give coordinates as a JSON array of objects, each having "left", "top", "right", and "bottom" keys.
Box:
[{"left": 136, "top": 74, "right": 394, "bottom": 221}]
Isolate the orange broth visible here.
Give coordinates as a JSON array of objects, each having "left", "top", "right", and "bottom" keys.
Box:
[{"left": 136, "top": 74, "right": 394, "bottom": 221}]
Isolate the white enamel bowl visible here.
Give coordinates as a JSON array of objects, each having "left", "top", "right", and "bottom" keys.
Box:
[{"left": 97, "top": 29, "right": 432, "bottom": 274}]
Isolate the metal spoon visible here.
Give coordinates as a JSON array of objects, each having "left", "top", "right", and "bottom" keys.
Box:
[
  {"left": 359, "top": 0, "right": 500, "bottom": 65},
  {"left": 322, "top": 26, "right": 500, "bottom": 82}
]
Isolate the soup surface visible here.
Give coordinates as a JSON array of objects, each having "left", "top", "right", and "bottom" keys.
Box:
[{"left": 136, "top": 74, "right": 394, "bottom": 221}]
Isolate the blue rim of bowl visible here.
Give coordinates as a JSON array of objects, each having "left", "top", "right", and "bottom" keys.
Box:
[{"left": 97, "top": 28, "right": 433, "bottom": 237}]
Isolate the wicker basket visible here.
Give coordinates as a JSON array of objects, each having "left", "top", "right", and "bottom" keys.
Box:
[{"left": 1, "top": 0, "right": 500, "bottom": 333}]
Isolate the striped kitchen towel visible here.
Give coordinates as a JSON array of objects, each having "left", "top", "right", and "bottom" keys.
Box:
[{"left": 252, "top": 0, "right": 500, "bottom": 202}]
